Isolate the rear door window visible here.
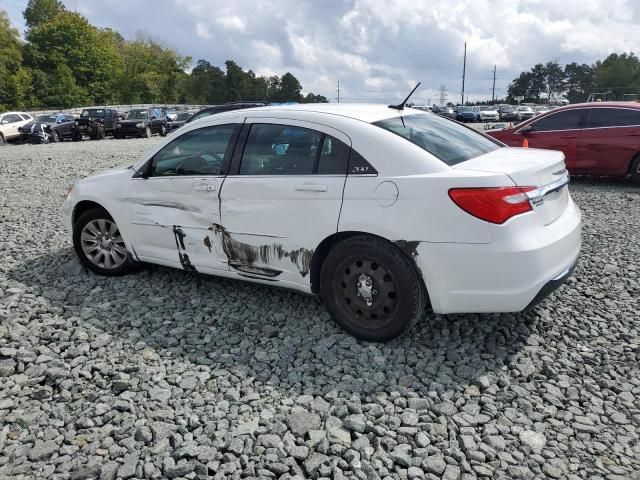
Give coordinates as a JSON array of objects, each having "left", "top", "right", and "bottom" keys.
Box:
[
  {"left": 584, "top": 108, "right": 640, "bottom": 128},
  {"left": 530, "top": 110, "right": 584, "bottom": 132},
  {"left": 239, "top": 124, "right": 322, "bottom": 175},
  {"left": 373, "top": 113, "right": 501, "bottom": 166}
]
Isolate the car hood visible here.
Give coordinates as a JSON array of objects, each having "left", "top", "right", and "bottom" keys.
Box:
[{"left": 79, "top": 165, "right": 133, "bottom": 185}]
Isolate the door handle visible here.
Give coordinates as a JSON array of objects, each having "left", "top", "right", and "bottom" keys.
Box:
[
  {"left": 560, "top": 135, "right": 577, "bottom": 139},
  {"left": 295, "top": 184, "right": 328, "bottom": 192},
  {"left": 193, "top": 182, "right": 217, "bottom": 191}
]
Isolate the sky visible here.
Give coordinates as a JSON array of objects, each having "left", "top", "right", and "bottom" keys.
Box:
[{"left": 4, "top": 0, "right": 640, "bottom": 104}]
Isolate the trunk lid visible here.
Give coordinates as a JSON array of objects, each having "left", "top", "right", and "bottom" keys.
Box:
[{"left": 453, "top": 147, "right": 570, "bottom": 225}]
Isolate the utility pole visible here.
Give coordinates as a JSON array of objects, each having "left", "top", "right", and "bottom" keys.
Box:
[
  {"left": 491, "top": 65, "right": 496, "bottom": 103},
  {"left": 337, "top": 80, "right": 340, "bottom": 103},
  {"left": 461, "top": 42, "right": 466, "bottom": 105}
]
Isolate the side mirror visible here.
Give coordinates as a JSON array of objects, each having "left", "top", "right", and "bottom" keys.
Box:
[
  {"left": 1, "top": 120, "right": 7, "bottom": 125},
  {"left": 520, "top": 125, "right": 534, "bottom": 135}
]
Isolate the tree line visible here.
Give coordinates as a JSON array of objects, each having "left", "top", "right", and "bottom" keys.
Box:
[
  {"left": 506, "top": 53, "right": 640, "bottom": 104},
  {"left": 0, "top": 0, "right": 328, "bottom": 110}
]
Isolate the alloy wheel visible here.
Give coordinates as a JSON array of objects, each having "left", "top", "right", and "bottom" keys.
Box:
[{"left": 80, "top": 219, "right": 128, "bottom": 269}]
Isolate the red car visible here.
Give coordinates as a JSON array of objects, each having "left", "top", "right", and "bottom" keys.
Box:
[{"left": 487, "top": 102, "right": 640, "bottom": 184}]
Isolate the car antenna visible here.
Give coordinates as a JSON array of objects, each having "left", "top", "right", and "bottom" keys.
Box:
[{"left": 388, "top": 82, "right": 421, "bottom": 110}]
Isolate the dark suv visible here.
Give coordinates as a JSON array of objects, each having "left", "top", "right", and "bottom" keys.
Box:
[
  {"left": 115, "top": 108, "right": 168, "bottom": 138},
  {"left": 74, "top": 108, "right": 119, "bottom": 140}
]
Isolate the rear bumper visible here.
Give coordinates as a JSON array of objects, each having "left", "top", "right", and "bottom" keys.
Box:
[
  {"left": 525, "top": 257, "right": 577, "bottom": 309},
  {"left": 416, "top": 199, "right": 581, "bottom": 313}
]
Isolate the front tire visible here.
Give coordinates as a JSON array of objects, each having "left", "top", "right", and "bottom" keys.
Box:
[
  {"left": 320, "top": 235, "right": 426, "bottom": 342},
  {"left": 51, "top": 130, "right": 60, "bottom": 143},
  {"left": 160, "top": 124, "right": 167, "bottom": 136},
  {"left": 144, "top": 126, "right": 152, "bottom": 138},
  {"left": 0, "top": 133, "right": 5, "bottom": 145},
  {"left": 73, "top": 208, "right": 137, "bottom": 276}
]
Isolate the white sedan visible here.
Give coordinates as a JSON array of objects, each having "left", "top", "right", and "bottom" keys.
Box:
[
  {"left": 0, "top": 111, "right": 33, "bottom": 144},
  {"left": 62, "top": 104, "right": 581, "bottom": 341}
]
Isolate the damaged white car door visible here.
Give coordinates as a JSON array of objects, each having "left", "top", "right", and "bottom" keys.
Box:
[
  {"left": 124, "top": 123, "right": 239, "bottom": 271},
  {"left": 215, "top": 118, "right": 350, "bottom": 284}
]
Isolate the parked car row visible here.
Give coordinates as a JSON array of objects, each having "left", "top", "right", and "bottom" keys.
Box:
[
  {"left": 0, "top": 102, "right": 272, "bottom": 145},
  {"left": 429, "top": 103, "right": 561, "bottom": 123}
]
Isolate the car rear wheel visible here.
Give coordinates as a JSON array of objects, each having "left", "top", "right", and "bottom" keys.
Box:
[
  {"left": 320, "top": 235, "right": 426, "bottom": 342},
  {"left": 73, "top": 208, "right": 138, "bottom": 276},
  {"left": 97, "top": 126, "right": 105, "bottom": 140},
  {"left": 50, "top": 130, "right": 60, "bottom": 143},
  {"left": 631, "top": 156, "right": 640, "bottom": 186}
]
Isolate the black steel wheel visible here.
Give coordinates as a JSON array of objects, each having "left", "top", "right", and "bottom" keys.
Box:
[{"left": 320, "top": 235, "right": 426, "bottom": 342}]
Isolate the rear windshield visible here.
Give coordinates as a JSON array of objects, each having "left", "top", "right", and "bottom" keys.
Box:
[
  {"left": 82, "top": 109, "right": 104, "bottom": 118},
  {"left": 373, "top": 113, "right": 501, "bottom": 166}
]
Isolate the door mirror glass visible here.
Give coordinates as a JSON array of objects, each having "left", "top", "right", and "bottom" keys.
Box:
[{"left": 520, "top": 125, "right": 534, "bottom": 135}]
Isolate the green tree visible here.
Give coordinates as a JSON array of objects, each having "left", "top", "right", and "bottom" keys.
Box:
[
  {"left": 23, "top": 0, "right": 64, "bottom": 31},
  {"left": 278, "top": 73, "right": 302, "bottom": 102},
  {"left": 507, "top": 71, "right": 533, "bottom": 102},
  {"left": 593, "top": 53, "right": 640, "bottom": 99},
  {"left": 24, "top": 11, "right": 121, "bottom": 105},
  {"left": 0, "top": 10, "right": 23, "bottom": 108},
  {"left": 564, "top": 62, "right": 594, "bottom": 103},
  {"left": 529, "top": 63, "right": 547, "bottom": 100},
  {"left": 545, "top": 60, "right": 565, "bottom": 99}
]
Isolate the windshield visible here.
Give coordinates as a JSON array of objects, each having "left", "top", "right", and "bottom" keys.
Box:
[
  {"left": 37, "top": 115, "right": 56, "bottom": 123},
  {"left": 373, "top": 113, "right": 501, "bottom": 166},
  {"left": 126, "top": 109, "right": 149, "bottom": 120},
  {"left": 82, "top": 109, "right": 104, "bottom": 118}
]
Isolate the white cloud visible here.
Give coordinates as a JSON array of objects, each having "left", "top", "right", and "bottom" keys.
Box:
[
  {"left": 215, "top": 14, "right": 246, "bottom": 33},
  {"left": 195, "top": 22, "right": 211, "bottom": 39},
  {"left": 4, "top": 0, "right": 638, "bottom": 102}
]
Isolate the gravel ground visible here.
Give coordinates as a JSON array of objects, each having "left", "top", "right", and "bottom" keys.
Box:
[{"left": 0, "top": 138, "right": 639, "bottom": 480}]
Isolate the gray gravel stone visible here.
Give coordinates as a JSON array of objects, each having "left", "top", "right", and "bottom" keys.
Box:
[{"left": 0, "top": 142, "right": 639, "bottom": 480}]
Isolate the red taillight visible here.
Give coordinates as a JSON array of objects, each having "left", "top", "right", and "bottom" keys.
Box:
[{"left": 448, "top": 186, "right": 536, "bottom": 224}]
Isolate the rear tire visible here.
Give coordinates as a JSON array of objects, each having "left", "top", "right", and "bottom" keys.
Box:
[
  {"left": 51, "top": 130, "right": 60, "bottom": 143},
  {"left": 73, "top": 131, "right": 82, "bottom": 142},
  {"left": 320, "top": 235, "right": 426, "bottom": 342},
  {"left": 630, "top": 156, "right": 640, "bottom": 186},
  {"left": 97, "top": 126, "right": 105, "bottom": 140},
  {"left": 160, "top": 124, "right": 167, "bottom": 136},
  {"left": 73, "top": 207, "right": 138, "bottom": 276}
]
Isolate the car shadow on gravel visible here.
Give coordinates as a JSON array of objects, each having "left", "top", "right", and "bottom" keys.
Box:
[{"left": 7, "top": 247, "right": 539, "bottom": 397}]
